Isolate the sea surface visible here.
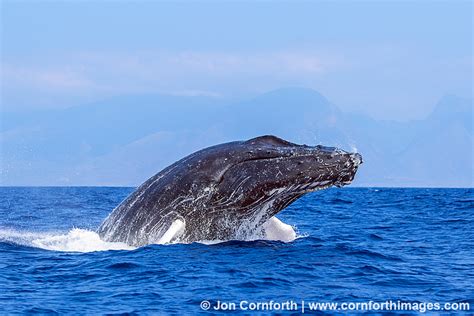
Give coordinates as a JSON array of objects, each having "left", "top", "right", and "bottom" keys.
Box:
[{"left": 0, "top": 187, "right": 473, "bottom": 314}]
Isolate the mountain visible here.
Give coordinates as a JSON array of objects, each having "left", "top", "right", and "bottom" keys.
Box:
[
  {"left": 389, "top": 95, "right": 473, "bottom": 187},
  {"left": 1, "top": 88, "right": 472, "bottom": 187}
]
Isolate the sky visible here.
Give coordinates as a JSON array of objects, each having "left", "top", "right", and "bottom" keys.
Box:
[{"left": 1, "top": 1, "right": 472, "bottom": 120}]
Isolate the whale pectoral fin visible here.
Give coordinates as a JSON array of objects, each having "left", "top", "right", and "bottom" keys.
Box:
[
  {"left": 155, "top": 218, "right": 186, "bottom": 244},
  {"left": 261, "top": 217, "right": 297, "bottom": 242}
]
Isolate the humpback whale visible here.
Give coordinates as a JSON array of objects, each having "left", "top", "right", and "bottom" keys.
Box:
[{"left": 98, "top": 135, "right": 362, "bottom": 246}]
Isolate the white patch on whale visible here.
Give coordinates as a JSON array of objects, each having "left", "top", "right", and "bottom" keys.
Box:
[
  {"left": 261, "top": 217, "right": 297, "bottom": 242},
  {"left": 156, "top": 219, "right": 185, "bottom": 244}
]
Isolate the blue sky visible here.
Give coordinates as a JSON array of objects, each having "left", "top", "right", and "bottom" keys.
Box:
[{"left": 1, "top": 1, "right": 472, "bottom": 120}]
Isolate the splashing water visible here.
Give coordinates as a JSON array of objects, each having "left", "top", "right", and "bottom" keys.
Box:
[
  {"left": 0, "top": 228, "right": 134, "bottom": 252},
  {"left": 0, "top": 216, "right": 297, "bottom": 253},
  {"left": 32, "top": 229, "right": 135, "bottom": 252}
]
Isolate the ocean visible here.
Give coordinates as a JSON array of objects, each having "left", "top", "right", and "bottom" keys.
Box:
[{"left": 0, "top": 187, "right": 472, "bottom": 314}]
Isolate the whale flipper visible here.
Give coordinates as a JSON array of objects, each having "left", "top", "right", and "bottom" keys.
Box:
[{"left": 156, "top": 219, "right": 186, "bottom": 244}]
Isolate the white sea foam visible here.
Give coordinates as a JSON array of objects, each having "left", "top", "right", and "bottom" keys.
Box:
[
  {"left": 31, "top": 229, "right": 135, "bottom": 252},
  {"left": 0, "top": 228, "right": 135, "bottom": 252},
  {"left": 0, "top": 217, "right": 299, "bottom": 252}
]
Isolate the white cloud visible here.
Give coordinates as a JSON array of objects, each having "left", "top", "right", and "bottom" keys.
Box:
[
  {"left": 1, "top": 50, "right": 336, "bottom": 97},
  {"left": 2, "top": 65, "right": 93, "bottom": 91}
]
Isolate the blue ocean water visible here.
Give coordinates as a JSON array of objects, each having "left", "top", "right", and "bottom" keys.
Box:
[{"left": 0, "top": 187, "right": 473, "bottom": 314}]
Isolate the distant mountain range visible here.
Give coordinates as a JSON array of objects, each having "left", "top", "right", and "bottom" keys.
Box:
[{"left": 1, "top": 88, "right": 472, "bottom": 187}]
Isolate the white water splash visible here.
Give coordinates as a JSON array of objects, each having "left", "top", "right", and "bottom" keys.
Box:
[
  {"left": 0, "top": 228, "right": 135, "bottom": 252},
  {"left": 32, "top": 229, "right": 135, "bottom": 252},
  {"left": 349, "top": 143, "right": 358, "bottom": 153},
  {"left": 0, "top": 216, "right": 299, "bottom": 252}
]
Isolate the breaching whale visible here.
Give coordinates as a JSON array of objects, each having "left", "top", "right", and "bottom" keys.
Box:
[{"left": 97, "top": 135, "right": 362, "bottom": 246}]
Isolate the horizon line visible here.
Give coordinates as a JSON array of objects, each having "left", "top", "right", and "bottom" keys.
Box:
[{"left": 0, "top": 185, "right": 472, "bottom": 189}]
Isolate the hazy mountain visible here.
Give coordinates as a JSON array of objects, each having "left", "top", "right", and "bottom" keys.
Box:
[{"left": 1, "top": 88, "right": 472, "bottom": 187}]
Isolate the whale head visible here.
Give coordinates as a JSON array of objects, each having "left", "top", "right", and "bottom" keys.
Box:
[{"left": 203, "top": 135, "right": 362, "bottom": 218}]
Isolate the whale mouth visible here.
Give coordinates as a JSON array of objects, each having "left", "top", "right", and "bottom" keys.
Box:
[{"left": 293, "top": 180, "right": 335, "bottom": 194}]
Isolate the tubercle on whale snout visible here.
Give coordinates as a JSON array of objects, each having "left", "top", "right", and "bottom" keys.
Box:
[
  {"left": 332, "top": 153, "right": 363, "bottom": 187},
  {"left": 97, "top": 135, "right": 363, "bottom": 246}
]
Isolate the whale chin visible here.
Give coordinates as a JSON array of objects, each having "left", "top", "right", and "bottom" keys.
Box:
[{"left": 97, "top": 135, "right": 362, "bottom": 246}]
